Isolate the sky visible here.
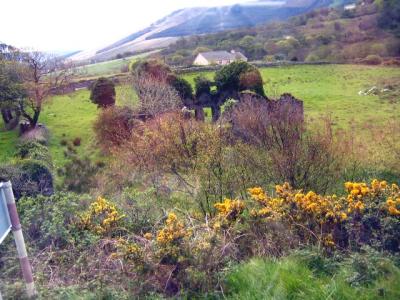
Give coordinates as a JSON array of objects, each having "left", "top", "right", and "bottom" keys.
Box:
[{"left": 0, "top": 0, "right": 246, "bottom": 52}]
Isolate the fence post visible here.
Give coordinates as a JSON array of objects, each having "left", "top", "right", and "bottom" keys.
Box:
[{"left": 2, "top": 181, "right": 36, "bottom": 298}]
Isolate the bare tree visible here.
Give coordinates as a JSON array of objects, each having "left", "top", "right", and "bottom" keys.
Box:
[
  {"left": 132, "top": 75, "right": 181, "bottom": 117},
  {"left": 19, "top": 51, "right": 75, "bottom": 129}
]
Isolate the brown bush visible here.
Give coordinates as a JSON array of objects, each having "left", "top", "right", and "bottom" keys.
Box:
[
  {"left": 73, "top": 137, "right": 81, "bottom": 147},
  {"left": 132, "top": 59, "right": 173, "bottom": 83},
  {"left": 93, "top": 106, "right": 141, "bottom": 154},
  {"left": 239, "top": 70, "right": 264, "bottom": 94},
  {"left": 383, "top": 58, "right": 400, "bottom": 66},
  {"left": 228, "top": 97, "right": 341, "bottom": 193},
  {"left": 360, "top": 54, "right": 382, "bottom": 65},
  {"left": 132, "top": 76, "right": 182, "bottom": 116}
]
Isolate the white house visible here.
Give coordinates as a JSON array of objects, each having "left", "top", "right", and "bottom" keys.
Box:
[
  {"left": 344, "top": 3, "right": 356, "bottom": 10},
  {"left": 193, "top": 50, "right": 248, "bottom": 66}
]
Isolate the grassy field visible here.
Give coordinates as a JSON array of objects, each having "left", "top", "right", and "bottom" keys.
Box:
[
  {"left": 76, "top": 50, "right": 160, "bottom": 79},
  {"left": 0, "top": 64, "right": 399, "bottom": 167},
  {"left": 184, "top": 64, "right": 400, "bottom": 129},
  {"left": 0, "top": 85, "right": 136, "bottom": 167}
]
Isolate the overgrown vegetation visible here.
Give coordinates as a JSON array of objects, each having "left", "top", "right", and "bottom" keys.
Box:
[{"left": 0, "top": 9, "right": 400, "bottom": 295}]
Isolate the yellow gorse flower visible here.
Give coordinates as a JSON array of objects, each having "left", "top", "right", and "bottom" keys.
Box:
[
  {"left": 214, "top": 198, "right": 245, "bottom": 219},
  {"left": 247, "top": 180, "right": 400, "bottom": 249},
  {"left": 78, "top": 196, "right": 125, "bottom": 235},
  {"left": 156, "top": 213, "right": 188, "bottom": 245}
]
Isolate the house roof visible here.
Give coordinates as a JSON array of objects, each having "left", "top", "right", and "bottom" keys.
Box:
[
  {"left": 233, "top": 52, "right": 247, "bottom": 60},
  {"left": 199, "top": 51, "right": 246, "bottom": 61}
]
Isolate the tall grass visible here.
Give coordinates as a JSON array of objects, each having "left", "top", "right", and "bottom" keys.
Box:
[{"left": 226, "top": 253, "right": 400, "bottom": 300}]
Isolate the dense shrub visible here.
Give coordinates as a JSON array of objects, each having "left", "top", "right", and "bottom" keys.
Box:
[
  {"left": 0, "top": 140, "right": 54, "bottom": 199},
  {"left": 229, "top": 97, "right": 339, "bottom": 193},
  {"left": 93, "top": 106, "right": 140, "bottom": 153},
  {"left": 305, "top": 53, "right": 320, "bottom": 62},
  {"left": 247, "top": 180, "right": 400, "bottom": 253},
  {"left": 0, "top": 159, "right": 53, "bottom": 199},
  {"left": 132, "top": 59, "right": 191, "bottom": 111},
  {"left": 132, "top": 59, "right": 175, "bottom": 83},
  {"left": 133, "top": 76, "right": 182, "bottom": 116},
  {"left": 90, "top": 77, "right": 116, "bottom": 108},
  {"left": 361, "top": 54, "right": 383, "bottom": 65},
  {"left": 169, "top": 76, "right": 193, "bottom": 101},
  {"left": 16, "top": 159, "right": 53, "bottom": 193},
  {"left": 194, "top": 75, "right": 212, "bottom": 97},
  {"left": 19, "top": 125, "right": 50, "bottom": 145},
  {"left": 239, "top": 69, "right": 265, "bottom": 96},
  {"left": 59, "top": 145, "right": 104, "bottom": 193},
  {"left": 14, "top": 141, "right": 52, "bottom": 169},
  {"left": 18, "top": 192, "right": 92, "bottom": 249},
  {"left": 215, "top": 61, "right": 265, "bottom": 96},
  {"left": 378, "top": 0, "right": 400, "bottom": 36}
]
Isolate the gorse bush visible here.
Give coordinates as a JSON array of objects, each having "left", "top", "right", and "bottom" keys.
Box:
[
  {"left": 78, "top": 196, "right": 125, "bottom": 236},
  {"left": 2, "top": 178, "right": 398, "bottom": 298},
  {"left": 247, "top": 180, "right": 400, "bottom": 252}
]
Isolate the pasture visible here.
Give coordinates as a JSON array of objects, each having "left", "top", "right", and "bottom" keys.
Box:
[
  {"left": 0, "top": 64, "right": 399, "bottom": 167},
  {"left": 184, "top": 64, "right": 400, "bottom": 129},
  {"left": 75, "top": 50, "right": 160, "bottom": 79}
]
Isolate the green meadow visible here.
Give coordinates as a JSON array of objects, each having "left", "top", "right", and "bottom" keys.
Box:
[
  {"left": 0, "top": 85, "right": 136, "bottom": 166},
  {"left": 76, "top": 50, "right": 160, "bottom": 79},
  {"left": 1, "top": 64, "right": 399, "bottom": 166},
  {"left": 184, "top": 64, "right": 400, "bottom": 128}
]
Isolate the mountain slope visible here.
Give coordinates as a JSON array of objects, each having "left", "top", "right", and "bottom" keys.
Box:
[
  {"left": 161, "top": 0, "right": 400, "bottom": 65},
  {"left": 70, "top": 0, "right": 352, "bottom": 62},
  {"left": 147, "top": 1, "right": 332, "bottom": 39}
]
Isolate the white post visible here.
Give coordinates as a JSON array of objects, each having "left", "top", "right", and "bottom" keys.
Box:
[{"left": 1, "top": 181, "right": 36, "bottom": 298}]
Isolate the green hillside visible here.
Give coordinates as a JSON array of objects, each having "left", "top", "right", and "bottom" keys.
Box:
[{"left": 162, "top": 1, "right": 400, "bottom": 65}]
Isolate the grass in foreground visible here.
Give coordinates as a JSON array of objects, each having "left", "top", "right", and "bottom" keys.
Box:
[{"left": 226, "top": 252, "right": 400, "bottom": 299}]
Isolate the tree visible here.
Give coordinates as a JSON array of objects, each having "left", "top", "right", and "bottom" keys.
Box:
[
  {"left": 377, "top": 0, "right": 400, "bottom": 36},
  {"left": 194, "top": 76, "right": 212, "bottom": 98},
  {"left": 0, "top": 44, "right": 26, "bottom": 128},
  {"left": 132, "top": 59, "right": 172, "bottom": 82},
  {"left": 215, "top": 61, "right": 265, "bottom": 97},
  {"left": 169, "top": 76, "right": 193, "bottom": 102},
  {"left": 90, "top": 77, "right": 116, "bottom": 108},
  {"left": 132, "top": 59, "right": 193, "bottom": 108},
  {"left": 19, "top": 51, "right": 74, "bottom": 129},
  {"left": 239, "top": 70, "right": 264, "bottom": 96},
  {"left": 132, "top": 75, "right": 181, "bottom": 116}
]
